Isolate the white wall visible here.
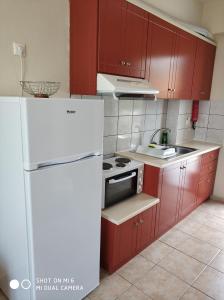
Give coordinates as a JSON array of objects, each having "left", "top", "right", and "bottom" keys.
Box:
[
  {"left": 202, "top": 0, "right": 224, "bottom": 34},
  {"left": 142, "top": 0, "right": 203, "bottom": 25},
  {"left": 210, "top": 34, "right": 224, "bottom": 100},
  {"left": 0, "top": 0, "right": 69, "bottom": 97}
]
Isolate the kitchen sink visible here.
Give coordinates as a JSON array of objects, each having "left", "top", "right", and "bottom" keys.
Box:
[{"left": 164, "top": 145, "right": 197, "bottom": 160}]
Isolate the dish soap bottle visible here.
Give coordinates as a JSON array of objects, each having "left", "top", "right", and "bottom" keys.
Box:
[{"left": 160, "top": 130, "right": 169, "bottom": 145}]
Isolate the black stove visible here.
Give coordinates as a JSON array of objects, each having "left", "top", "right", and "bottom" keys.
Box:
[
  {"left": 115, "top": 157, "right": 131, "bottom": 164},
  {"left": 116, "top": 162, "right": 126, "bottom": 168},
  {"left": 103, "top": 162, "right": 113, "bottom": 170}
]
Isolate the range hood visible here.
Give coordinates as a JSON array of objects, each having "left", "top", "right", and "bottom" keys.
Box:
[{"left": 97, "top": 73, "right": 159, "bottom": 100}]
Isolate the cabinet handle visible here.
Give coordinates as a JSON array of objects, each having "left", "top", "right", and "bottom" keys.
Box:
[
  {"left": 140, "top": 219, "right": 144, "bottom": 224},
  {"left": 120, "top": 60, "right": 126, "bottom": 66},
  {"left": 180, "top": 166, "right": 184, "bottom": 170},
  {"left": 126, "top": 62, "right": 131, "bottom": 66},
  {"left": 172, "top": 89, "right": 176, "bottom": 92},
  {"left": 168, "top": 88, "right": 172, "bottom": 92},
  {"left": 183, "top": 166, "right": 186, "bottom": 169},
  {"left": 135, "top": 222, "right": 139, "bottom": 227}
]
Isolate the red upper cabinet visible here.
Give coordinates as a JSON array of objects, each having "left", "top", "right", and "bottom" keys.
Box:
[
  {"left": 123, "top": 3, "right": 148, "bottom": 78},
  {"left": 146, "top": 15, "right": 176, "bottom": 99},
  {"left": 192, "top": 39, "right": 216, "bottom": 100},
  {"left": 98, "top": 0, "right": 126, "bottom": 76},
  {"left": 172, "top": 30, "right": 197, "bottom": 100},
  {"left": 98, "top": 0, "right": 148, "bottom": 78}
]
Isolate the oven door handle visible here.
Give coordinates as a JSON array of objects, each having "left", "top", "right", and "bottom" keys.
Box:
[{"left": 108, "top": 172, "right": 136, "bottom": 184}]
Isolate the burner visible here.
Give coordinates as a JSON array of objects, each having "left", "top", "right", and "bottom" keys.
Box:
[
  {"left": 103, "top": 162, "right": 113, "bottom": 170},
  {"left": 115, "top": 157, "right": 131, "bottom": 164},
  {"left": 116, "top": 163, "right": 126, "bottom": 168}
]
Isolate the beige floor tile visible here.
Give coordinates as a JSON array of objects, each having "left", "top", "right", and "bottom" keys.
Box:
[
  {"left": 159, "top": 229, "right": 190, "bottom": 248},
  {"left": 199, "top": 201, "right": 224, "bottom": 219},
  {"left": 190, "top": 225, "right": 224, "bottom": 249},
  {"left": 186, "top": 210, "right": 210, "bottom": 225},
  {"left": 180, "top": 287, "right": 212, "bottom": 300},
  {"left": 158, "top": 249, "right": 206, "bottom": 284},
  {"left": 135, "top": 265, "right": 189, "bottom": 300},
  {"left": 0, "top": 290, "right": 7, "bottom": 300},
  {"left": 100, "top": 268, "right": 109, "bottom": 281},
  {"left": 209, "top": 251, "right": 224, "bottom": 273},
  {"left": 140, "top": 240, "right": 174, "bottom": 264},
  {"left": 175, "top": 236, "right": 221, "bottom": 264},
  {"left": 89, "top": 274, "right": 131, "bottom": 300},
  {"left": 193, "top": 266, "right": 224, "bottom": 300},
  {"left": 117, "top": 255, "right": 154, "bottom": 284},
  {"left": 116, "top": 285, "right": 151, "bottom": 300},
  {"left": 205, "top": 215, "right": 224, "bottom": 233},
  {"left": 175, "top": 218, "right": 202, "bottom": 235}
]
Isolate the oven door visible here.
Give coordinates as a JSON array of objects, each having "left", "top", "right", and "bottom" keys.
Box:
[{"left": 105, "top": 170, "right": 138, "bottom": 208}]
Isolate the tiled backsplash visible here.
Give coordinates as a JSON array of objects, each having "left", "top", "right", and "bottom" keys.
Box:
[
  {"left": 166, "top": 100, "right": 194, "bottom": 144},
  {"left": 195, "top": 101, "right": 224, "bottom": 145},
  {"left": 103, "top": 96, "right": 168, "bottom": 157}
]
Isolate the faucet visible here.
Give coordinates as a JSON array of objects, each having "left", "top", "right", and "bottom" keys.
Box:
[{"left": 150, "top": 128, "right": 171, "bottom": 145}]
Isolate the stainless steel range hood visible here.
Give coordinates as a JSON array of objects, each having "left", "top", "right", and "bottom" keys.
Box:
[{"left": 97, "top": 73, "right": 159, "bottom": 100}]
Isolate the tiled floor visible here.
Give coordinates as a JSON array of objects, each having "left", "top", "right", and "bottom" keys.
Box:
[
  {"left": 1, "top": 200, "right": 224, "bottom": 300},
  {"left": 88, "top": 200, "right": 224, "bottom": 300}
]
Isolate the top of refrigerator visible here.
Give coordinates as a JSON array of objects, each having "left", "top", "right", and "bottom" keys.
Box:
[{"left": 1, "top": 97, "right": 104, "bottom": 171}]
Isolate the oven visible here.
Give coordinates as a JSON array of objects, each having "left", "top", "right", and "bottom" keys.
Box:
[{"left": 102, "top": 159, "right": 144, "bottom": 209}]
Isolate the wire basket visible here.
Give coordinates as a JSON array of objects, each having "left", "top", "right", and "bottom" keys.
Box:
[{"left": 20, "top": 81, "right": 60, "bottom": 98}]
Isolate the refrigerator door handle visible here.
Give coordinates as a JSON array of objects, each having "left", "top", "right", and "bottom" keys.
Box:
[{"left": 24, "top": 152, "right": 102, "bottom": 171}]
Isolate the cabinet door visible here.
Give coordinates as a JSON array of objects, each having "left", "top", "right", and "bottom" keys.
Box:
[
  {"left": 137, "top": 207, "right": 156, "bottom": 252},
  {"left": 173, "top": 30, "right": 197, "bottom": 100},
  {"left": 117, "top": 216, "right": 138, "bottom": 266},
  {"left": 98, "top": 0, "right": 127, "bottom": 75},
  {"left": 197, "top": 173, "right": 216, "bottom": 205},
  {"left": 123, "top": 3, "right": 148, "bottom": 78},
  {"left": 192, "top": 39, "right": 216, "bottom": 100},
  {"left": 147, "top": 16, "right": 176, "bottom": 99},
  {"left": 179, "top": 157, "right": 201, "bottom": 219},
  {"left": 156, "top": 163, "right": 182, "bottom": 237}
]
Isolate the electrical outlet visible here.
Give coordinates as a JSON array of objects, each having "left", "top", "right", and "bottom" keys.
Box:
[{"left": 13, "top": 42, "right": 26, "bottom": 57}]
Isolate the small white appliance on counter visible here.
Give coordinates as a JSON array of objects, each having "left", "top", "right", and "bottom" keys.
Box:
[
  {"left": 102, "top": 157, "right": 144, "bottom": 209},
  {"left": 0, "top": 97, "right": 104, "bottom": 300}
]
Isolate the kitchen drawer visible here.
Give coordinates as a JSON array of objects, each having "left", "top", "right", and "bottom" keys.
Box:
[
  {"left": 200, "top": 159, "right": 218, "bottom": 178},
  {"left": 202, "top": 149, "right": 219, "bottom": 165}
]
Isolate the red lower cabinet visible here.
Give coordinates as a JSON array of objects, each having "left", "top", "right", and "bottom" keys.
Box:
[
  {"left": 101, "top": 206, "right": 157, "bottom": 273},
  {"left": 179, "top": 157, "right": 201, "bottom": 219},
  {"left": 197, "top": 173, "right": 216, "bottom": 205}
]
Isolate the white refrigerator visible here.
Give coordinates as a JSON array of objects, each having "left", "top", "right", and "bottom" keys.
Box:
[{"left": 0, "top": 97, "right": 104, "bottom": 300}]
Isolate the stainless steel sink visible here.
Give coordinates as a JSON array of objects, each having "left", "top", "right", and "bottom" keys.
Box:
[{"left": 165, "top": 145, "right": 197, "bottom": 160}]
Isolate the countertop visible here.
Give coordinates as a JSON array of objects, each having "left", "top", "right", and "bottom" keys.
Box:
[
  {"left": 101, "top": 193, "right": 159, "bottom": 225},
  {"left": 116, "top": 141, "right": 221, "bottom": 169}
]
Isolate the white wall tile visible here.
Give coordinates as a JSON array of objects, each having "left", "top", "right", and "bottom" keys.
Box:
[
  {"left": 156, "top": 114, "right": 166, "bottom": 129},
  {"left": 118, "top": 116, "right": 132, "bottom": 134},
  {"left": 210, "top": 101, "right": 224, "bottom": 115},
  {"left": 119, "top": 100, "right": 133, "bottom": 116},
  {"left": 103, "top": 136, "right": 117, "bottom": 155},
  {"left": 104, "top": 96, "right": 119, "bottom": 116},
  {"left": 143, "top": 130, "right": 155, "bottom": 145},
  {"left": 199, "top": 101, "right": 211, "bottom": 114},
  {"left": 133, "top": 100, "right": 147, "bottom": 115},
  {"left": 146, "top": 101, "right": 157, "bottom": 115},
  {"left": 176, "top": 128, "right": 194, "bottom": 144},
  {"left": 194, "top": 127, "right": 207, "bottom": 141},
  {"left": 208, "top": 115, "right": 224, "bottom": 130},
  {"left": 196, "top": 114, "right": 209, "bottom": 128},
  {"left": 206, "top": 129, "right": 224, "bottom": 145},
  {"left": 104, "top": 117, "right": 118, "bottom": 136},
  {"left": 179, "top": 100, "right": 193, "bottom": 114},
  {"left": 117, "top": 134, "right": 132, "bottom": 151},
  {"left": 145, "top": 115, "right": 157, "bottom": 131},
  {"left": 157, "top": 99, "right": 168, "bottom": 114},
  {"left": 177, "top": 114, "right": 191, "bottom": 129},
  {"left": 131, "top": 132, "right": 144, "bottom": 150},
  {"left": 132, "top": 115, "right": 145, "bottom": 133}
]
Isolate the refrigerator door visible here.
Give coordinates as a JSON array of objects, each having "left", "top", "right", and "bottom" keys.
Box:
[
  {"left": 20, "top": 98, "right": 104, "bottom": 170},
  {"left": 24, "top": 156, "right": 102, "bottom": 300}
]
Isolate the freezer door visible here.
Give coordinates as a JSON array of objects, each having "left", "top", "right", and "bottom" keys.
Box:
[
  {"left": 24, "top": 156, "right": 102, "bottom": 300},
  {"left": 20, "top": 98, "right": 104, "bottom": 170}
]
